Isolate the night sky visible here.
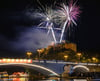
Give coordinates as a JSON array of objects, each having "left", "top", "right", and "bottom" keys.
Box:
[{"left": 0, "top": 0, "right": 100, "bottom": 57}]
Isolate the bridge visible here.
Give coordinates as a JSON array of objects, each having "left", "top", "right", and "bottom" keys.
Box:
[{"left": 0, "top": 59, "right": 100, "bottom": 77}]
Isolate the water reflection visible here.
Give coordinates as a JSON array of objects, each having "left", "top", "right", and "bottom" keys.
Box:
[
  {"left": 60, "top": 79, "right": 73, "bottom": 81},
  {"left": 13, "top": 78, "right": 28, "bottom": 81},
  {"left": 0, "top": 78, "right": 100, "bottom": 81},
  {"left": 0, "top": 78, "right": 29, "bottom": 81}
]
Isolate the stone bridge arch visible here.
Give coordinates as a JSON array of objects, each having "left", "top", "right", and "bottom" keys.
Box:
[
  {"left": 73, "top": 65, "right": 89, "bottom": 73},
  {"left": 0, "top": 63, "right": 59, "bottom": 76}
]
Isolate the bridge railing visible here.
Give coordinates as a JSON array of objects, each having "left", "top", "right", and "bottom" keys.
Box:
[{"left": 32, "top": 60, "right": 100, "bottom": 66}]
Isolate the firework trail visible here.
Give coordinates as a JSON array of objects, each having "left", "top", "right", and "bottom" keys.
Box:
[
  {"left": 35, "top": 0, "right": 60, "bottom": 43},
  {"left": 57, "top": 0, "right": 81, "bottom": 43}
]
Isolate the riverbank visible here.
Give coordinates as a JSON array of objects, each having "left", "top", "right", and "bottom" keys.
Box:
[{"left": 61, "top": 72, "right": 100, "bottom": 79}]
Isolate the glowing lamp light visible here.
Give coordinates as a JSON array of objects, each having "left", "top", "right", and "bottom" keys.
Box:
[
  {"left": 77, "top": 53, "right": 82, "bottom": 57},
  {"left": 92, "top": 57, "right": 96, "bottom": 61},
  {"left": 0, "top": 59, "right": 32, "bottom": 63},
  {"left": 7, "top": 59, "right": 10, "bottom": 62},
  {"left": 16, "top": 59, "right": 19, "bottom": 62},
  {"left": 28, "top": 60, "right": 31, "bottom": 63},
  {"left": 11, "top": 59, "right": 15, "bottom": 62},
  {"left": 0, "top": 59, "right": 2, "bottom": 62},
  {"left": 20, "top": 59, "right": 23, "bottom": 62},
  {"left": 27, "top": 59, "right": 32, "bottom": 63},
  {"left": 3, "top": 59, "right": 6, "bottom": 62},
  {"left": 24, "top": 59, "right": 27, "bottom": 62}
]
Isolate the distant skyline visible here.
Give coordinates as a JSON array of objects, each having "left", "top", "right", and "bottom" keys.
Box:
[{"left": 0, "top": 0, "right": 100, "bottom": 57}]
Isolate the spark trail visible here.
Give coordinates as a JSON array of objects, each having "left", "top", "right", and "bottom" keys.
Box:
[
  {"left": 36, "top": 3, "right": 58, "bottom": 43},
  {"left": 57, "top": 0, "right": 80, "bottom": 43}
]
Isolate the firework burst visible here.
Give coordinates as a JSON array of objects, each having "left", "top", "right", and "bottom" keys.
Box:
[
  {"left": 32, "top": 0, "right": 81, "bottom": 44},
  {"left": 36, "top": 6, "right": 58, "bottom": 43},
  {"left": 57, "top": 0, "right": 81, "bottom": 43},
  {"left": 35, "top": 0, "right": 63, "bottom": 44}
]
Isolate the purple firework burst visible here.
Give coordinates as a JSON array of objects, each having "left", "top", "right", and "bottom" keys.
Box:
[{"left": 58, "top": 0, "right": 81, "bottom": 42}]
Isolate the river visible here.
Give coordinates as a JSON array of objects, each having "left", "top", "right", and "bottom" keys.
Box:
[
  {"left": 0, "top": 66, "right": 100, "bottom": 81},
  {"left": 0, "top": 77, "right": 100, "bottom": 81}
]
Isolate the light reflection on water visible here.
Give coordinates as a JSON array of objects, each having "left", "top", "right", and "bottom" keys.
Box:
[
  {"left": 0, "top": 78, "right": 100, "bottom": 81},
  {"left": 0, "top": 78, "right": 29, "bottom": 81}
]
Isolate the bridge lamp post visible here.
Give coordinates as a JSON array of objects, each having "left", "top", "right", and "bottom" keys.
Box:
[
  {"left": 26, "top": 51, "right": 32, "bottom": 59},
  {"left": 77, "top": 53, "right": 82, "bottom": 63},
  {"left": 64, "top": 55, "right": 68, "bottom": 61}
]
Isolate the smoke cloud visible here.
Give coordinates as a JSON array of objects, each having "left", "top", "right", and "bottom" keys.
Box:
[{"left": 11, "top": 27, "right": 53, "bottom": 52}]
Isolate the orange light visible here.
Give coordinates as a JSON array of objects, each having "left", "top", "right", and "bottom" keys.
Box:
[
  {"left": 7, "top": 59, "right": 10, "bottom": 62},
  {"left": 3, "top": 59, "right": 6, "bottom": 62},
  {"left": 77, "top": 53, "right": 81, "bottom": 56},
  {"left": 0, "top": 59, "right": 32, "bottom": 63}
]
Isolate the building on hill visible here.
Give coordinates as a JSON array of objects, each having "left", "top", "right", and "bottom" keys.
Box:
[
  {"left": 64, "top": 43, "right": 77, "bottom": 52},
  {"left": 47, "top": 42, "right": 77, "bottom": 52}
]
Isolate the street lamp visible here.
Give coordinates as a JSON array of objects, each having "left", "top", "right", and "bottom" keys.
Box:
[
  {"left": 37, "top": 49, "right": 42, "bottom": 60},
  {"left": 26, "top": 51, "right": 32, "bottom": 58},
  {"left": 77, "top": 53, "right": 82, "bottom": 62},
  {"left": 64, "top": 55, "right": 68, "bottom": 61},
  {"left": 92, "top": 57, "right": 96, "bottom": 63}
]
